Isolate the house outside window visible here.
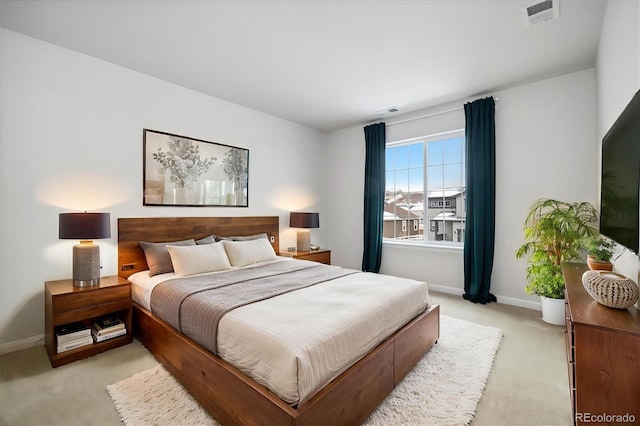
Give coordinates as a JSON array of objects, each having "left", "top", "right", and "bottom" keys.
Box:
[
  {"left": 430, "top": 199, "right": 452, "bottom": 208},
  {"left": 384, "top": 130, "right": 465, "bottom": 246}
]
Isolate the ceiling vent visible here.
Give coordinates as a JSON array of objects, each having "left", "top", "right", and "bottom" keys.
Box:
[
  {"left": 377, "top": 106, "right": 399, "bottom": 116},
  {"left": 522, "top": 0, "right": 559, "bottom": 28}
]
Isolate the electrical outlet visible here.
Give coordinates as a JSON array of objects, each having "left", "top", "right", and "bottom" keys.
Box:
[
  {"left": 121, "top": 264, "right": 135, "bottom": 271},
  {"left": 270, "top": 236, "right": 275, "bottom": 243}
]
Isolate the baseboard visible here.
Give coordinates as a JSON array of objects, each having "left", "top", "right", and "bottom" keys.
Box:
[
  {"left": 428, "top": 284, "right": 542, "bottom": 311},
  {"left": 428, "top": 283, "right": 465, "bottom": 297},
  {"left": 0, "top": 334, "right": 44, "bottom": 355},
  {"left": 494, "top": 295, "right": 541, "bottom": 311}
]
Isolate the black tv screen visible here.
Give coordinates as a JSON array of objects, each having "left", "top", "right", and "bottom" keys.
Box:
[{"left": 600, "top": 89, "right": 640, "bottom": 254}]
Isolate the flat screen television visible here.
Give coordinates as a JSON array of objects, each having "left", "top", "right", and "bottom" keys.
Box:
[{"left": 599, "top": 89, "right": 640, "bottom": 254}]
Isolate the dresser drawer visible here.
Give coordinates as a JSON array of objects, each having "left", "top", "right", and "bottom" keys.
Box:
[
  {"left": 567, "top": 359, "right": 575, "bottom": 390},
  {"left": 564, "top": 299, "right": 574, "bottom": 363},
  {"left": 565, "top": 325, "right": 574, "bottom": 363},
  {"left": 53, "top": 285, "right": 130, "bottom": 313}
]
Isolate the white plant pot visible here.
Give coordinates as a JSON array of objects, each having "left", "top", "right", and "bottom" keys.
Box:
[{"left": 540, "top": 296, "right": 565, "bottom": 325}]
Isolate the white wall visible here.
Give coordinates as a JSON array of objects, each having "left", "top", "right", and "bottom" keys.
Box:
[
  {"left": 327, "top": 68, "right": 599, "bottom": 309},
  {"left": 595, "top": 0, "right": 640, "bottom": 303},
  {"left": 0, "top": 29, "right": 328, "bottom": 349}
]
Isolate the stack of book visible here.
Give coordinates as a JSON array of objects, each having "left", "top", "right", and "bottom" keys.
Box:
[
  {"left": 56, "top": 322, "right": 93, "bottom": 353},
  {"left": 91, "top": 316, "right": 127, "bottom": 342}
]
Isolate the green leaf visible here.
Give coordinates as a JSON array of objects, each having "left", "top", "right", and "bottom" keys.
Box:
[{"left": 516, "top": 198, "right": 598, "bottom": 297}]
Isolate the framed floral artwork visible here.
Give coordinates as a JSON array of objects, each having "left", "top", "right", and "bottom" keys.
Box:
[{"left": 143, "top": 129, "right": 249, "bottom": 207}]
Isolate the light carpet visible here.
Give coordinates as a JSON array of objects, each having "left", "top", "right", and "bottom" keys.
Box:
[{"left": 107, "top": 316, "right": 503, "bottom": 426}]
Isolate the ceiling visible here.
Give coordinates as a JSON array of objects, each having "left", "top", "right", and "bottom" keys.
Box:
[{"left": 0, "top": 0, "right": 608, "bottom": 132}]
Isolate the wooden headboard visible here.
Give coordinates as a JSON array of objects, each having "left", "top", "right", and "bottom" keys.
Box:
[{"left": 117, "top": 216, "right": 280, "bottom": 278}]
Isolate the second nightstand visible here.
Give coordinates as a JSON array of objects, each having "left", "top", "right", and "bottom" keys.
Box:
[
  {"left": 280, "top": 248, "right": 331, "bottom": 265},
  {"left": 44, "top": 275, "right": 132, "bottom": 367}
]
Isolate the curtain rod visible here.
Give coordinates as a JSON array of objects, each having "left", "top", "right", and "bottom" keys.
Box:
[{"left": 381, "top": 97, "right": 499, "bottom": 127}]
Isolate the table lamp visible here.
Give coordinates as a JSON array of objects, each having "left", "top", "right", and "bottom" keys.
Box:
[
  {"left": 289, "top": 212, "right": 319, "bottom": 252},
  {"left": 59, "top": 212, "right": 111, "bottom": 287}
]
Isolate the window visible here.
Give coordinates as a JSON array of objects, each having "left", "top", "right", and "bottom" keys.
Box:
[
  {"left": 430, "top": 200, "right": 452, "bottom": 208},
  {"left": 384, "top": 130, "right": 465, "bottom": 245}
]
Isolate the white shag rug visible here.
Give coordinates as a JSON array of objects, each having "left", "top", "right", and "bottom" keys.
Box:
[{"left": 107, "top": 316, "right": 503, "bottom": 426}]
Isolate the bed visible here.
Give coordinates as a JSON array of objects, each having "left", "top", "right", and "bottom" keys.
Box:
[{"left": 118, "top": 216, "right": 440, "bottom": 425}]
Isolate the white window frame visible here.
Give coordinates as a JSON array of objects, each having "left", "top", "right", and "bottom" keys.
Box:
[{"left": 384, "top": 129, "right": 465, "bottom": 248}]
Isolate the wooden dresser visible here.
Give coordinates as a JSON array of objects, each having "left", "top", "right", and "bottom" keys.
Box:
[{"left": 562, "top": 263, "right": 640, "bottom": 425}]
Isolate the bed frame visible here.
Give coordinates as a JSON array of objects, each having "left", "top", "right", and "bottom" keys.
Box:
[{"left": 118, "top": 216, "right": 440, "bottom": 425}]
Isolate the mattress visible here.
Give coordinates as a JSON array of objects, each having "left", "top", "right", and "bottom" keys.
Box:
[{"left": 129, "top": 258, "right": 430, "bottom": 405}]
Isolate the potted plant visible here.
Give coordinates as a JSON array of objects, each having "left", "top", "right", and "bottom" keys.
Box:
[
  {"left": 516, "top": 198, "right": 598, "bottom": 324},
  {"left": 585, "top": 235, "right": 615, "bottom": 271}
]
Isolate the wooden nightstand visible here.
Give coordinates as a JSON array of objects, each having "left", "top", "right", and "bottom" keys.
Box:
[
  {"left": 44, "top": 275, "right": 132, "bottom": 367},
  {"left": 280, "top": 248, "right": 331, "bottom": 265}
]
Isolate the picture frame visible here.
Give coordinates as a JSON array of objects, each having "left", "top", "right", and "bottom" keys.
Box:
[{"left": 143, "top": 129, "right": 249, "bottom": 207}]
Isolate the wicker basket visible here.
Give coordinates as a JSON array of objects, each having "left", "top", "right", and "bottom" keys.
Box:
[{"left": 582, "top": 270, "right": 639, "bottom": 309}]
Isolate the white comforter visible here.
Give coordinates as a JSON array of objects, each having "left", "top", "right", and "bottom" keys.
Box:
[{"left": 130, "top": 259, "right": 429, "bottom": 405}]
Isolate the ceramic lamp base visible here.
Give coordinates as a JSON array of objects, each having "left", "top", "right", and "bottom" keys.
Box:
[
  {"left": 296, "top": 229, "right": 311, "bottom": 252},
  {"left": 72, "top": 241, "right": 101, "bottom": 287}
]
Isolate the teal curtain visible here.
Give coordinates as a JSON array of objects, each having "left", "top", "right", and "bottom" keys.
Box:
[
  {"left": 463, "top": 97, "right": 497, "bottom": 304},
  {"left": 362, "top": 123, "right": 386, "bottom": 273}
]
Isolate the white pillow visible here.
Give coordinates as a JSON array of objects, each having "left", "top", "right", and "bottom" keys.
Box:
[
  {"left": 166, "top": 242, "right": 232, "bottom": 276},
  {"left": 223, "top": 238, "right": 278, "bottom": 267}
]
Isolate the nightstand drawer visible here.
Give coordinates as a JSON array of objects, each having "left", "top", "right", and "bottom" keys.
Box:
[
  {"left": 302, "top": 251, "right": 331, "bottom": 264},
  {"left": 280, "top": 249, "right": 331, "bottom": 264},
  {"left": 54, "top": 298, "right": 131, "bottom": 326},
  {"left": 54, "top": 285, "right": 130, "bottom": 313}
]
